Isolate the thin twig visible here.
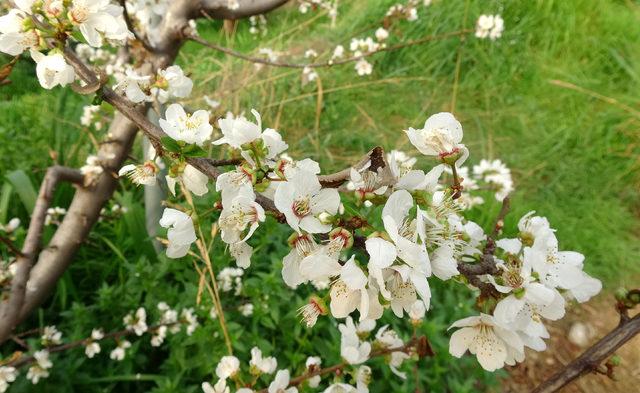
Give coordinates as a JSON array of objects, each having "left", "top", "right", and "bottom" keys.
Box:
[
  {"left": 254, "top": 336, "right": 433, "bottom": 392},
  {"left": 1, "top": 322, "right": 179, "bottom": 369},
  {"left": 187, "top": 29, "right": 472, "bottom": 69},
  {"left": 0, "top": 236, "right": 24, "bottom": 257},
  {"left": 117, "top": 0, "right": 157, "bottom": 53}
]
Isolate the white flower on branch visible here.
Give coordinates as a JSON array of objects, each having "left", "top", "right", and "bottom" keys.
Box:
[
  {"left": 330, "top": 257, "right": 382, "bottom": 321},
  {"left": 448, "top": 313, "right": 524, "bottom": 371},
  {"left": 153, "top": 65, "right": 193, "bottom": 103},
  {"left": 250, "top": 347, "right": 278, "bottom": 375},
  {"left": 159, "top": 208, "right": 197, "bottom": 258},
  {"left": 324, "top": 384, "right": 357, "bottom": 393},
  {"left": 109, "top": 340, "right": 131, "bottom": 361},
  {"left": 230, "top": 241, "right": 254, "bottom": 269},
  {"left": 339, "top": 317, "right": 371, "bottom": 365},
  {"left": 124, "top": 307, "right": 148, "bottom": 336},
  {"left": 68, "top": 0, "right": 130, "bottom": 47},
  {"left": 114, "top": 68, "right": 152, "bottom": 103},
  {"left": 118, "top": 161, "right": 159, "bottom": 186},
  {"left": 41, "top": 325, "right": 62, "bottom": 346},
  {"left": 408, "top": 300, "right": 426, "bottom": 323},
  {"left": 85, "top": 328, "right": 104, "bottom": 358},
  {"left": 166, "top": 164, "right": 209, "bottom": 197},
  {"left": 472, "top": 159, "right": 514, "bottom": 201},
  {"left": 0, "top": 9, "right": 39, "bottom": 56},
  {"left": 214, "top": 110, "right": 288, "bottom": 165},
  {"left": 475, "top": 14, "right": 504, "bottom": 40},
  {"left": 282, "top": 233, "right": 317, "bottom": 288},
  {"left": 387, "top": 151, "right": 428, "bottom": 191},
  {"left": 354, "top": 59, "right": 372, "bottom": 76},
  {"left": 30, "top": 50, "right": 76, "bottom": 90},
  {"left": 26, "top": 350, "right": 52, "bottom": 384},
  {"left": 405, "top": 112, "right": 468, "bottom": 166},
  {"left": 181, "top": 307, "right": 199, "bottom": 335},
  {"left": 269, "top": 369, "right": 297, "bottom": 393},
  {"left": 202, "top": 379, "right": 229, "bottom": 393},
  {"left": 0, "top": 366, "right": 18, "bottom": 393},
  {"left": 365, "top": 190, "right": 431, "bottom": 315},
  {"left": 160, "top": 104, "right": 213, "bottom": 146},
  {"left": 238, "top": 303, "right": 254, "bottom": 316},
  {"left": 0, "top": 218, "right": 20, "bottom": 233},
  {"left": 274, "top": 170, "right": 340, "bottom": 234},
  {"left": 375, "top": 27, "right": 389, "bottom": 42},
  {"left": 215, "top": 355, "right": 240, "bottom": 380},
  {"left": 219, "top": 187, "right": 265, "bottom": 244},
  {"left": 151, "top": 325, "right": 168, "bottom": 347}
]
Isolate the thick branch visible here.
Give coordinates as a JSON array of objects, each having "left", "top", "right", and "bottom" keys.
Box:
[
  {"left": 532, "top": 312, "right": 640, "bottom": 393},
  {"left": 0, "top": 166, "right": 83, "bottom": 344},
  {"left": 187, "top": 29, "right": 472, "bottom": 69}
]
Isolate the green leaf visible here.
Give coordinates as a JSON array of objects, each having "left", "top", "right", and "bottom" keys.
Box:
[
  {"left": 182, "top": 144, "right": 208, "bottom": 157},
  {"left": 0, "top": 182, "right": 12, "bottom": 223},
  {"left": 5, "top": 170, "right": 37, "bottom": 214},
  {"left": 161, "top": 137, "right": 181, "bottom": 153}
]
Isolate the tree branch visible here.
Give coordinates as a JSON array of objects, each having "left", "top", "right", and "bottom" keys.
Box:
[
  {"left": 254, "top": 335, "right": 433, "bottom": 392},
  {"left": 0, "top": 166, "right": 83, "bottom": 344},
  {"left": 1, "top": 322, "right": 179, "bottom": 369},
  {"left": 187, "top": 29, "right": 472, "bottom": 69},
  {"left": 532, "top": 311, "right": 640, "bottom": 393}
]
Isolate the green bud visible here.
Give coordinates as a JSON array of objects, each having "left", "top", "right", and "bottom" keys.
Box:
[
  {"left": 614, "top": 288, "right": 629, "bottom": 302},
  {"left": 254, "top": 179, "right": 271, "bottom": 193},
  {"left": 440, "top": 150, "right": 462, "bottom": 166},
  {"left": 513, "top": 287, "right": 526, "bottom": 299},
  {"left": 609, "top": 355, "right": 622, "bottom": 366}
]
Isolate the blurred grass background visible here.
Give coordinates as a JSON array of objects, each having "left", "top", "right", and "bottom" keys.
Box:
[{"left": 1, "top": 0, "right": 639, "bottom": 391}]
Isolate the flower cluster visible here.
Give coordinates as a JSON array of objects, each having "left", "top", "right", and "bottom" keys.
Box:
[
  {"left": 448, "top": 212, "right": 601, "bottom": 370},
  {"left": 0, "top": 0, "right": 132, "bottom": 89},
  {"left": 202, "top": 316, "right": 418, "bottom": 392},
  {"left": 475, "top": 14, "right": 505, "bottom": 40},
  {"left": 0, "top": 304, "right": 199, "bottom": 390},
  {"left": 141, "top": 106, "right": 599, "bottom": 376}
]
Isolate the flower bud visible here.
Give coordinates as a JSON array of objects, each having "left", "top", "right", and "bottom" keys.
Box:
[{"left": 329, "top": 227, "right": 353, "bottom": 249}]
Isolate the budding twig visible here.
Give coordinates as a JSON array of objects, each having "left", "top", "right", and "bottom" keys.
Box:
[
  {"left": 187, "top": 29, "right": 472, "bottom": 69},
  {"left": 253, "top": 336, "right": 434, "bottom": 393},
  {"left": 0, "top": 322, "right": 179, "bottom": 369}
]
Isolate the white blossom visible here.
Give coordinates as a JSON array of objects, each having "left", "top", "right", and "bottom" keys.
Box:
[
  {"left": 405, "top": 112, "right": 468, "bottom": 166},
  {"left": 153, "top": 65, "right": 193, "bottom": 103},
  {"left": 26, "top": 350, "right": 52, "bottom": 384},
  {"left": 202, "top": 379, "right": 230, "bottom": 393},
  {"left": 41, "top": 325, "right": 62, "bottom": 346},
  {"left": 118, "top": 161, "right": 159, "bottom": 186},
  {"left": 159, "top": 208, "right": 197, "bottom": 258},
  {"left": 448, "top": 314, "right": 524, "bottom": 371},
  {"left": 124, "top": 307, "right": 148, "bottom": 336},
  {"left": 68, "top": 0, "right": 130, "bottom": 47},
  {"left": 268, "top": 369, "right": 297, "bottom": 393},
  {"left": 109, "top": 340, "right": 131, "bottom": 361},
  {"left": 85, "top": 329, "right": 104, "bottom": 358},
  {"left": 166, "top": 164, "right": 209, "bottom": 197},
  {"left": 250, "top": 347, "right": 278, "bottom": 374},
  {"left": 160, "top": 104, "right": 213, "bottom": 146},
  {"left": 216, "top": 355, "right": 240, "bottom": 380},
  {"left": 354, "top": 59, "right": 372, "bottom": 76},
  {"left": 338, "top": 317, "right": 371, "bottom": 364},
  {"left": 0, "top": 366, "right": 18, "bottom": 393},
  {"left": 0, "top": 9, "right": 39, "bottom": 56},
  {"left": 475, "top": 14, "right": 504, "bottom": 40},
  {"left": 274, "top": 170, "right": 340, "bottom": 233},
  {"left": 30, "top": 50, "right": 75, "bottom": 90}
]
